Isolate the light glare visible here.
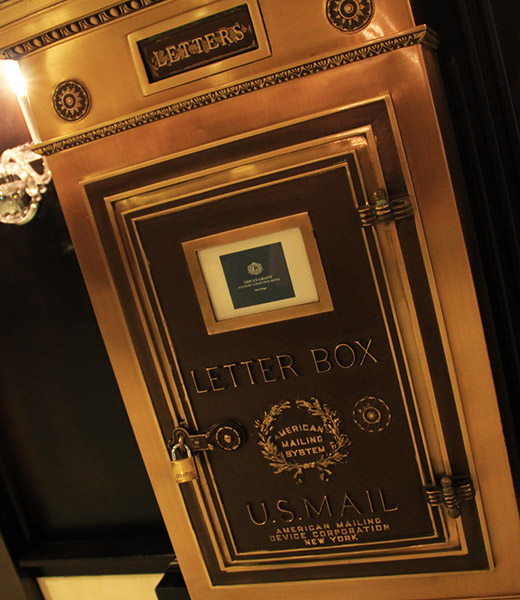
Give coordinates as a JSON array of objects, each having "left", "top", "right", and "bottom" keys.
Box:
[{"left": 4, "top": 60, "right": 27, "bottom": 97}]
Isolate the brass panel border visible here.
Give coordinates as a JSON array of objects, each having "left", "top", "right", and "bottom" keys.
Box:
[
  {"left": 105, "top": 129, "right": 476, "bottom": 573},
  {"left": 0, "top": 0, "right": 170, "bottom": 60},
  {"left": 33, "top": 25, "right": 438, "bottom": 156},
  {"left": 123, "top": 160, "right": 452, "bottom": 569}
]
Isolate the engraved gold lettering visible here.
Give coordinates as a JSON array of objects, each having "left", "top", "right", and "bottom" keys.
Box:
[
  {"left": 246, "top": 502, "right": 268, "bottom": 525},
  {"left": 285, "top": 446, "right": 325, "bottom": 458},
  {"left": 222, "top": 363, "right": 239, "bottom": 388},
  {"left": 190, "top": 369, "right": 209, "bottom": 394},
  {"left": 232, "top": 22, "right": 245, "bottom": 41},
  {"left": 365, "top": 489, "right": 375, "bottom": 513},
  {"left": 204, "top": 32, "right": 219, "bottom": 50},
  {"left": 276, "top": 424, "right": 324, "bottom": 438},
  {"left": 341, "top": 493, "right": 363, "bottom": 515},
  {"left": 218, "top": 27, "right": 233, "bottom": 45},
  {"left": 150, "top": 18, "right": 249, "bottom": 73},
  {"left": 177, "top": 40, "right": 191, "bottom": 58},
  {"left": 379, "top": 489, "right": 399, "bottom": 512},
  {"left": 192, "top": 36, "right": 204, "bottom": 53},
  {"left": 206, "top": 366, "right": 226, "bottom": 391},
  {"left": 165, "top": 44, "right": 181, "bottom": 63},
  {"left": 191, "top": 339, "right": 380, "bottom": 394},
  {"left": 152, "top": 50, "right": 168, "bottom": 67},
  {"left": 334, "top": 343, "right": 356, "bottom": 369},
  {"left": 280, "top": 436, "right": 323, "bottom": 448},
  {"left": 276, "top": 354, "right": 300, "bottom": 379},
  {"left": 276, "top": 499, "right": 295, "bottom": 523},
  {"left": 310, "top": 348, "right": 332, "bottom": 373},
  {"left": 303, "top": 496, "right": 332, "bottom": 518},
  {"left": 305, "top": 538, "right": 325, "bottom": 545},
  {"left": 240, "top": 360, "right": 256, "bottom": 384},
  {"left": 355, "top": 339, "right": 379, "bottom": 365},
  {"left": 258, "top": 357, "right": 279, "bottom": 383}
]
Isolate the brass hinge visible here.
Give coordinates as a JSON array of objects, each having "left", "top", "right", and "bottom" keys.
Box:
[
  {"left": 424, "top": 474, "right": 475, "bottom": 519},
  {"left": 358, "top": 188, "right": 414, "bottom": 227}
]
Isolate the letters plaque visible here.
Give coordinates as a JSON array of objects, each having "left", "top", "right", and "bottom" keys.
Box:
[{"left": 128, "top": 0, "right": 271, "bottom": 94}]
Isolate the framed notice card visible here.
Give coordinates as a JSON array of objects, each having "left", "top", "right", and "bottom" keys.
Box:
[{"left": 183, "top": 213, "right": 333, "bottom": 334}]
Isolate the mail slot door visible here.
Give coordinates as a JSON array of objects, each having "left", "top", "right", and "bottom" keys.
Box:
[{"left": 83, "top": 99, "right": 494, "bottom": 592}]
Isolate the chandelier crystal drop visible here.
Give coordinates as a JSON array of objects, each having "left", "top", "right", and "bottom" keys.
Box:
[{"left": 0, "top": 144, "right": 52, "bottom": 225}]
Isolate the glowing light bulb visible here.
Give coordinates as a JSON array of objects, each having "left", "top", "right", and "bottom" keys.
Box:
[
  {"left": 2, "top": 60, "right": 40, "bottom": 142},
  {"left": 4, "top": 60, "right": 27, "bottom": 97}
]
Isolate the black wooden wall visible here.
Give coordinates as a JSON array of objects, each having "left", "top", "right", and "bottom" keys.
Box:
[{"left": 412, "top": 0, "right": 520, "bottom": 488}]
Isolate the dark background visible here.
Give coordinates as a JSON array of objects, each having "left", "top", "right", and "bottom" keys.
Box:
[
  {"left": 0, "top": 43, "right": 173, "bottom": 600},
  {"left": 0, "top": 0, "right": 519, "bottom": 598}
]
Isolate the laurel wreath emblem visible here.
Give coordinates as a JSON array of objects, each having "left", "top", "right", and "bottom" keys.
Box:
[{"left": 254, "top": 397, "right": 350, "bottom": 484}]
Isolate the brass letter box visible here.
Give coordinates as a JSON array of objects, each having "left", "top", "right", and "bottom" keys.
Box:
[{"left": 2, "top": 1, "right": 519, "bottom": 598}]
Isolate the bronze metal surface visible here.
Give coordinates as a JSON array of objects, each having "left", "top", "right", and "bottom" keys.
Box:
[
  {"left": 32, "top": 26, "right": 436, "bottom": 155},
  {"left": 0, "top": 0, "right": 419, "bottom": 144},
  {"left": 93, "top": 115, "right": 472, "bottom": 583},
  {"left": 42, "top": 55, "right": 520, "bottom": 599},
  {"left": 2, "top": 1, "right": 519, "bottom": 598},
  {"left": 79, "top": 98, "right": 497, "bottom": 591}
]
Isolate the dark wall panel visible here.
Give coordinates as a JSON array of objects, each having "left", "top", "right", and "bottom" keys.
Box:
[
  {"left": 412, "top": 0, "right": 520, "bottom": 489},
  {"left": 0, "top": 184, "right": 170, "bottom": 561}
]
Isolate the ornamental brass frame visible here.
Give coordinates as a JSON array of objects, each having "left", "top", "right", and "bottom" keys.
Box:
[
  {"left": 183, "top": 213, "right": 333, "bottom": 334},
  {"left": 112, "top": 134, "right": 452, "bottom": 570},
  {"left": 87, "top": 99, "right": 492, "bottom": 582}
]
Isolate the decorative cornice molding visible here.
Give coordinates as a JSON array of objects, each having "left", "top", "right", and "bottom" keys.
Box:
[
  {"left": 34, "top": 26, "right": 437, "bottom": 156},
  {"left": 0, "top": 0, "right": 169, "bottom": 60}
]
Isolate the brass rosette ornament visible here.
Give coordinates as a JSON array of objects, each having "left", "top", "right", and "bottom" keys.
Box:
[
  {"left": 326, "top": 0, "right": 374, "bottom": 32},
  {"left": 353, "top": 396, "right": 391, "bottom": 432},
  {"left": 53, "top": 80, "right": 91, "bottom": 121}
]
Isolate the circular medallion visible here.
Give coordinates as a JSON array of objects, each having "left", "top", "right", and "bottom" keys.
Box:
[
  {"left": 215, "top": 424, "right": 243, "bottom": 451},
  {"left": 353, "top": 397, "right": 391, "bottom": 432},
  {"left": 247, "top": 261, "right": 263, "bottom": 276},
  {"left": 326, "top": 0, "right": 374, "bottom": 32},
  {"left": 53, "top": 80, "right": 91, "bottom": 121}
]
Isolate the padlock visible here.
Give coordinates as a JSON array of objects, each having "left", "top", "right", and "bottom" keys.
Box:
[{"left": 171, "top": 443, "right": 198, "bottom": 484}]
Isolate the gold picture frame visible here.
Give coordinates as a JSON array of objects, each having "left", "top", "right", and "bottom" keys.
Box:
[{"left": 183, "top": 213, "right": 333, "bottom": 334}]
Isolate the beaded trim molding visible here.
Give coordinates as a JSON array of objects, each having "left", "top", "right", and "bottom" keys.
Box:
[
  {"left": 34, "top": 26, "right": 436, "bottom": 156},
  {"left": 0, "top": 0, "right": 169, "bottom": 60}
]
